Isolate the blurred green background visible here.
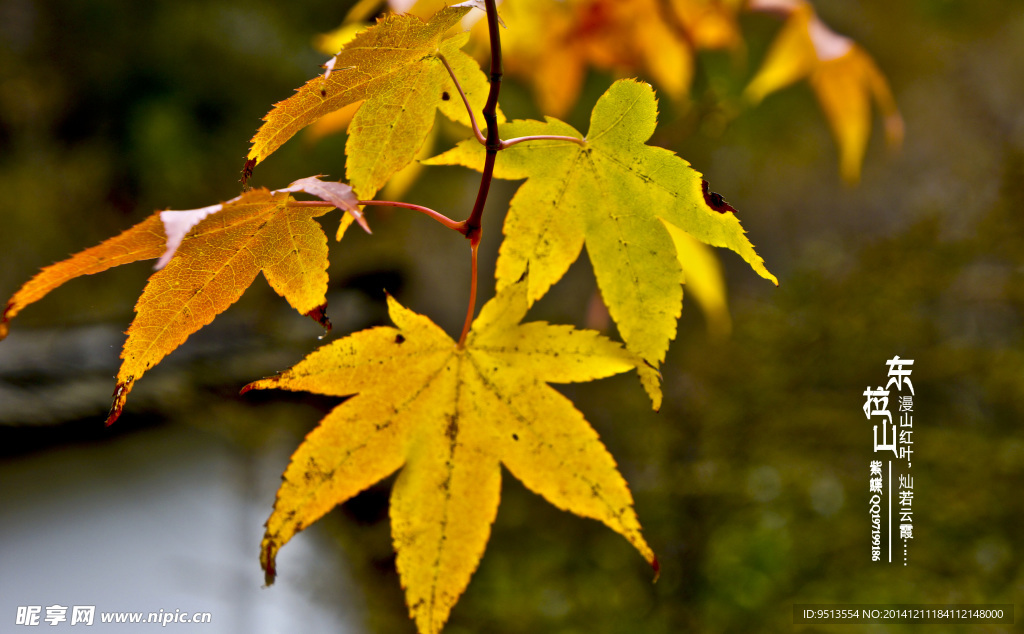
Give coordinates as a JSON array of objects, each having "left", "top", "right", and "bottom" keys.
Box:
[{"left": 1, "top": 0, "right": 1022, "bottom": 632}]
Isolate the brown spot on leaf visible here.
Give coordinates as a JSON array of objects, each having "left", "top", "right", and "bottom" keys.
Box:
[
  {"left": 701, "top": 179, "right": 737, "bottom": 214},
  {"left": 0, "top": 301, "right": 13, "bottom": 340},
  {"left": 262, "top": 540, "right": 278, "bottom": 586},
  {"left": 441, "top": 91, "right": 451, "bottom": 101},
  {"left": 241, "top": 158, "right": 257, "bottom": 185},
  {"left": 106, "top": 378, "right": 133, "bottom": 426},
  {"left": 305, "top": 303, "right": 332, "bottom": 333},
  {"left": 395, "top": 333, "right": 406, "bottom": 344}
]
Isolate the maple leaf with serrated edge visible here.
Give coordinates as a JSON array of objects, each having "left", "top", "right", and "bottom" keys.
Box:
[
  {"left": 425, "top": 79, "right": 777, "bottom": 377},
  {"left": 0, "top": 213, "right": 166, "bottom": 342},
  {"left": 244, "top": 6, "right": 503, "bottom": 199},
  {"left": 108, "top": 188, "right": 337, "bottom": 423},
  {"left": 0, "top": 181, "right": 368, "bottom": 423},
  {"left": 243, "top": 279, "right": 659, "bottom": 634}
]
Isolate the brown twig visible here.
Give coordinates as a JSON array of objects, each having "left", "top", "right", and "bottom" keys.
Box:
[{"left": 456, "top": 0, "right": 503, "bottom": 346}]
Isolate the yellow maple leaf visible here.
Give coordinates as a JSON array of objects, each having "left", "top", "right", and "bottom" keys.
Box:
[
  {"left": 302, "top": 24, "right": 368, "bottom": 144},
  {"left": 245, "top": 6, "right": 502, "bottom": 199},
  {"left": 744, "top": 0, "right": 903, "bottom": 182},
  {"left": 245, "top": 279, "right": 658, "bottom": 634},
  {"left": 426, "top": 79, "right": 776, "bottom": 374}
]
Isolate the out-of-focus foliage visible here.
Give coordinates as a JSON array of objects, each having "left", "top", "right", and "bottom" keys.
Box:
[
  {"left": 744, "top": 0, "right": 903, "bottom": 183},
  {"left": 394, "top": 0, "right": 742, "bottom": 116},
  {"left": 378, "top": 0, "right": 898, "bottom": 184}
]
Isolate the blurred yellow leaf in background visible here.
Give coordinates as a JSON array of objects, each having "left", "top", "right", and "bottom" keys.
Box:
[{"left": 745, "top": 0, "right": 903, "bottom": 182}]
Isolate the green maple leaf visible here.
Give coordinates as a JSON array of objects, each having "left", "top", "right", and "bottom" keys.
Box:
[{"left": 425, "top": 78, "right": 777, "bottom": 374}]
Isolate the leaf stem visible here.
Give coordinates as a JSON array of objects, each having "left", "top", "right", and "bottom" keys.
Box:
[
  {"left": 358, "top": 200, "right": 464, "bottom": 232},
  {"left": 438, "top": 53, "right": 487, "bottom": 146},
  {"left": 501, "top": 134, "right": 586, "bottom": 149},
  {"left": 283, "top": 201, "right": 335, "bottom": 208},
  {"left": 458, "top": 237, "right": 480, "bottom": 347},
  {"left": 288, "top": 199, "right": 465, "bottom": 233}
]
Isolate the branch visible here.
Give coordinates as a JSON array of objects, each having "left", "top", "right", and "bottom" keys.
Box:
[
  {"left": 438, "top": 53, "right": 487, "bottom": 146},
  {"left": 456, "top": 0, "right": 503, "bottom": 345},
  {"left": 463, "top": 0, "right": 503, "bottom": 239}
]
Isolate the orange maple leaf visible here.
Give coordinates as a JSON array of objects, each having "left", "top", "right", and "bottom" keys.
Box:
[
  {"left": 1, "top": 180, "right": 370, "bottom": 423},
  {"left": 1, "top": 214, "right": 167, "bottom": 341}
]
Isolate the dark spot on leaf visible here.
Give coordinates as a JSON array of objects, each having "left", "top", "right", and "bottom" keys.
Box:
[
  {"left": 395, "top": 334, "right": 406, "bottom": 344},
  {"left": 106, "top": 377, "right": 132, "bottom": 426},
  {"left": 262, "top": 540, "right": 277, "bottom": 586},
  {"left": 320, "top": 88, "right": 327, "bottom": 97},
  {"left": 303, "top": 456, "right": 334, "bottom": 485},
  {"left": 441, "top": 91, "right": 451, "bottom": 101},
  {"left": 239, "top": 382, "right": 258, "bottom": 395},
  {"left": 701, "top": 179, "right": 737, "bottom": 214},
  {"left": 512, "top": 433, "right": 519, "bottom": 441},
  {"left": 445, "top": 417, "right": 458, "bottom": 442},
  {"left": 241, "top": 158, "right": 256, "bottom": 185},
  {"left": 305, "top": 303, "right": 332, "bottom": 333}
]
